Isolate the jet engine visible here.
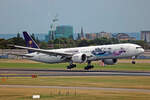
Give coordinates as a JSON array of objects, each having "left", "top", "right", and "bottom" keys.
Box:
[
  {"left": 102, "top": 59, "right": 117, "bottom": 65},
  {"left": 72, "top": 53, "right": 87, "bottom": 63}
]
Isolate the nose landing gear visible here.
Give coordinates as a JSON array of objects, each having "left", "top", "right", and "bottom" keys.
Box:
[
  {"left": 132, "top": 61, "right": 136, "bottom": 64},
  {"left": 131, "top": 56, "right": 136, "bottom": 64}
]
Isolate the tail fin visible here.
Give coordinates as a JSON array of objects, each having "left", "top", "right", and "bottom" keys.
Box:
[{"left": 23, "top": 31, "right": 39, "bottom": 53}]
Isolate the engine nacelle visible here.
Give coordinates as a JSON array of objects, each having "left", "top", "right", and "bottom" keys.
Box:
[
  {"left": 102, "top": 59, "right": 117, "bottom": 65},
  {"left": 72, "top": 53, "right": 87, "bottom": 63}
]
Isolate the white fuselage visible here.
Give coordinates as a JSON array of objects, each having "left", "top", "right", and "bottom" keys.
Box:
[{"left": 25, "top": 43, "right": 144, "bottom": 63}]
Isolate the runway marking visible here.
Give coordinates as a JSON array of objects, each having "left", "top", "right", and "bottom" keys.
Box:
[
  {"left": 0, "top": 72, "right": 150, "bottom": 77},
  {"left": 0, "top": 85, "right": 150, "bottom": 92}
]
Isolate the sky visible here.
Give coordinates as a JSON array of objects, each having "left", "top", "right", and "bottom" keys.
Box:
[{"left": 0, "top": 0, "right": 150, "bottom": 34}]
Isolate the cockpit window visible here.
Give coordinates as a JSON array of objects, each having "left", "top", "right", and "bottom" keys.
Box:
[{"left": 136, "top": 47, "right": 142, "bottom": 49}]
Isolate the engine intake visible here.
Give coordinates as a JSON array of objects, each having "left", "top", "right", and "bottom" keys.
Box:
[
  {"left": 72, "top": 53, "right": 87, "bottom": 63},
  {"left": 102, "top": 59, "right": 117, "bottom": 65}
]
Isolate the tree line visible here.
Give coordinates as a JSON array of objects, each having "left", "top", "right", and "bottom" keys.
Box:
[{"left": 0, "top": 33, "right": 149, "bottom": 49}]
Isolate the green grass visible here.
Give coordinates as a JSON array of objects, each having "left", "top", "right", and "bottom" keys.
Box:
[
  {"left": 1, "top": 76, "right": 150, "bottom": 89},
  {"left": 0, "top": 63, "right": 67, "bottom": 69},
  {"left": 1, "top": 87, "right": 150, "bottom": 100},
  {"left": 101, "top": 63, "right": 150, "bottom": 71},
  {"left": 0, "top": 62, "right": 150, "bottom": 71}
]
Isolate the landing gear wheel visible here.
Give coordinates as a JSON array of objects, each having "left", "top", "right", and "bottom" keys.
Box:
[
  {"left": 84, "top": 61, "right": 94, "bottom": 70},
  {"left": 84, "top": 65, "right": 94, "bottom": 70},
  {"left": 67, "top": 64, "right": 76, "bottom": 69},
  {"left": 131, "top": 56, "right": 136, "bottom": 64},
  {"left": 132, "top": 61, "right": 136, "bottom": 64}
]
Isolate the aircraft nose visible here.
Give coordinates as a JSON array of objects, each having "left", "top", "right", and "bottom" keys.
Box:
[
  {"left": 141, "top": 48, "right": 144, "bottom": 53},
  {"left": 138, "top": 48, "right": 144, "bottom": 54}
]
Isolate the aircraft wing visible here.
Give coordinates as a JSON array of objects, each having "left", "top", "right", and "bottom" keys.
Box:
[{"left": 13, "top": 45, "right": 73, "bottom": 57}]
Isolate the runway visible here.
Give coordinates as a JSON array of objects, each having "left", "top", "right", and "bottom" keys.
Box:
[
  {"left": 1, "top": 85, "right": 150, "bottom": 92},
  {"left": 0, "top": 68, "right": 150, "bottom": 77}
]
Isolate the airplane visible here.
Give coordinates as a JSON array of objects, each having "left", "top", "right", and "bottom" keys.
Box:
[{"left": 12, "top": 31, "right": 144, "bottom": 70}]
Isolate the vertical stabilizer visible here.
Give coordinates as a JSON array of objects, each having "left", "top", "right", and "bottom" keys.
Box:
[{"left": 23, "top": 31, "right": 39, "bottom": 53}]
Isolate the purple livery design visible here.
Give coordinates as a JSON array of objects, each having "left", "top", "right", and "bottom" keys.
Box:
[{"left": 92, "top": 48, "right": 126, "bottom": 56}]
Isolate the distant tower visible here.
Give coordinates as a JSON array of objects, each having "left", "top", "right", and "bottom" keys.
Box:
[
  {"left": 80, "top": 27, "right": 85, "bottom": 40},
  {"left": 77, "top": 33, "right": 81, "bottom": 40},
  {"left": 144, "top": 32, "right": 147, "bottom": 42}
]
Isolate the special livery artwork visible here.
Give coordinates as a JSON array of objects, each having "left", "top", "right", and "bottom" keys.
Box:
[{"left": 92, "top": 48, "right": 126, "bottom": 56}]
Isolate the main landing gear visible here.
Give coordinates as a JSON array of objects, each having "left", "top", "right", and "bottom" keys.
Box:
[
  {"left": 67, "top": 61, "right": 94, "bottom": 70},
  {"left": 67, "top": 61, "right": 76, "bottom": 69},
  {"left": 84, "top": 61, "right": 94, "bottom": 70}
]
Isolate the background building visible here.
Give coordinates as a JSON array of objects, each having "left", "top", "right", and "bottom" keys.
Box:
[
  {"left": 45, "top": 25, "right": 74, "bottom": 41},
  {"left": 85, "top": 32, "right": 112, "bottom": 40},
  {"left": 55, "top": 25, "right": 73, "bottom": 39},
  {"left": 116, "top": 33, "right": 136, "bottom": 41},
  {"left": 141, "top": 31, "right": 150, "bottom": 43},
  {"left": 97, "top": 32, "right": 112, "bottom": 39},
  {"left": 112, "top": 32, "right": 140, "bottom": 40},
  {"left": 86, "top": 33, "right": 97, "bottom": 40}
]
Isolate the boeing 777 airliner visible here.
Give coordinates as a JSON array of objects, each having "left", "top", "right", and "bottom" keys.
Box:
[{"left": 12, "top": 31, "right": 144, "bottom": 70}]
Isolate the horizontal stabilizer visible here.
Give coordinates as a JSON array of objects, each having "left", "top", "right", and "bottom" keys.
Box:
[{"left": 8, "top": 53, "right": 33, "bottom": 57}]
